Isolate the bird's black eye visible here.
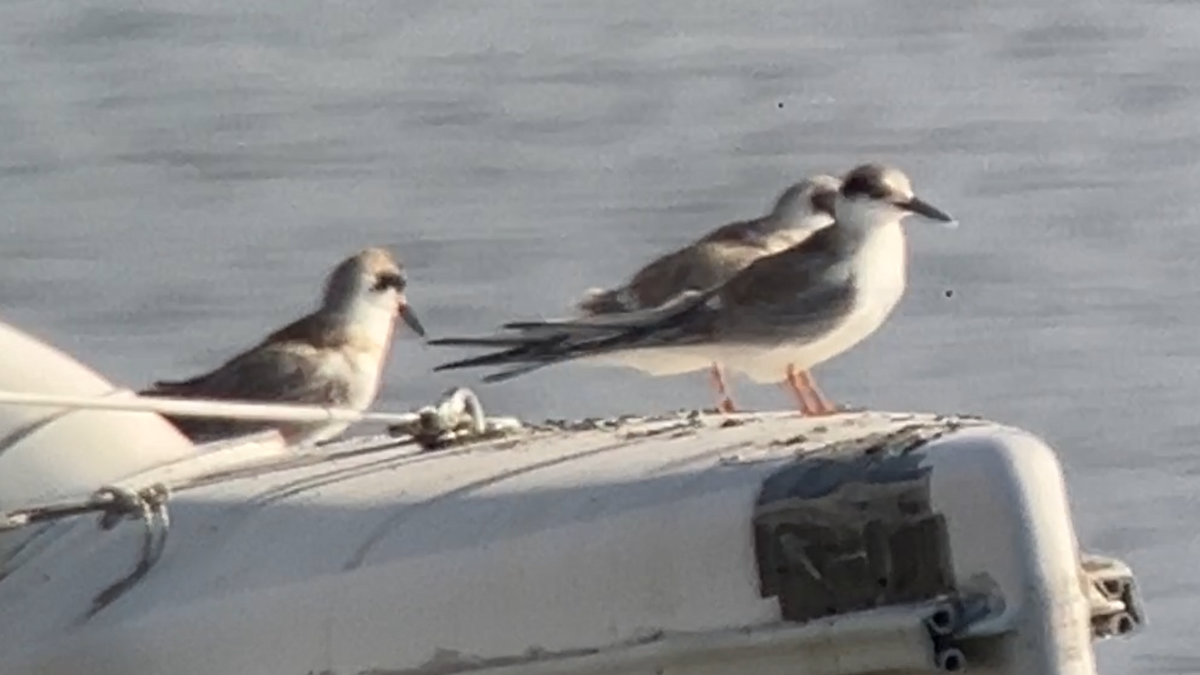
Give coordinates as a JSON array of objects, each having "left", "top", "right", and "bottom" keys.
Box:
[
  {"left": 840, "top": 165, "right": 893, "bottom": 201},
  {"left": 810, "top": 189, "right": 837, "bottom": 217},
  {"left": 841, "top": 175, "right": 891, "bottom": 201},
  {"left": 371, "top": 272, "right": 405, "bottom": 292}
]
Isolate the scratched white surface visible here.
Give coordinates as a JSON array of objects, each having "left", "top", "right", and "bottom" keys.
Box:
[{"left": 4, "top": 412, "right": 1089, "bottom": 675}]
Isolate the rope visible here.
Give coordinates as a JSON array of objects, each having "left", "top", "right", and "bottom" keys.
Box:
[
  {"left": 0, "top": 483, "right": 167, "bottom": 533},
  {"left": 0, "top": 390, "right": 447, "bottom": 427},
  {"left": 0, "top": 483, "right": 170, "bottom": 621},
  {"left": 84, "top": 485, "right": 171, "bottom": 620},
  {"left": 0, "top": 386, "right": 522, "bottom": 620}
]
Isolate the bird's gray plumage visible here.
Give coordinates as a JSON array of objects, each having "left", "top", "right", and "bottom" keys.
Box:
[
  {"left": 431, "top": 223, "right": 861, "bottom": 382},
  {"left": 140, "top": 247, "right": 422, "bottom": 445}
]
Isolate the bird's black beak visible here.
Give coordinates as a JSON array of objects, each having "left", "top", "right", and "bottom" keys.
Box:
[
  {"left": 897, "top": 196, "right": 956, "bottom": 224},
  {"left": 398, "top": 299, "right": 426, "bottom": 338}
]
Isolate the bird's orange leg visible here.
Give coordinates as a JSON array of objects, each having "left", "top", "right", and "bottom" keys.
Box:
[
  {"left": 784, "top": 364, "right": 820, "bottom": 416},
  {"left": 796, "top": 369, "right": 839, "bottom": 416},
  {"left": 708, "top": 362, "right": 737, "bottom": 414}
]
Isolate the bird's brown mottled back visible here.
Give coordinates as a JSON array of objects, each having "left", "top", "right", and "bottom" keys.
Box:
[
  {"left": 581, "top": 177, "right": 840, "bottom": 317},
  {"left": 611, "top": 239, "right": 764, "bottom": 311},
  {"left": 261, "top": 314, "right": 352, "bottom": 350}
]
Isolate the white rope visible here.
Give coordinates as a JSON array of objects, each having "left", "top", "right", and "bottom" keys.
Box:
[
  {"left": 0, "top": 390, "right": 426, "bottom": 426},
  {"left": 84, "top": 484, "right": 171, "bottom": 620}
]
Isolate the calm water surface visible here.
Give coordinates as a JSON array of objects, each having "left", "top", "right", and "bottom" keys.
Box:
[{"left": 1, "top": 0, "right": 1197, "bottom": 670}]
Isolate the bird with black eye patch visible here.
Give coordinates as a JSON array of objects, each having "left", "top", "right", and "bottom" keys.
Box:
[
  {"left": 140, "top": 247, "right": 426, "bottom": 446},
  {"left": 566, "top": 175, "right": 842, "bottom": 413},
  {"left": 428, "top": 162, "right": 955, "bottom": 418},
  {"left": 757, "top": 162, "right": 958, "bottom": 414}
]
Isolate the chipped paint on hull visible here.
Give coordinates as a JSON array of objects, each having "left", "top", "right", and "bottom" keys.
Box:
[{"left": 754, "top": 421, "right": 961, "bottom": 623}]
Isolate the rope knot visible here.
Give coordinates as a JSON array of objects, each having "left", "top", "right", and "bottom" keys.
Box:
[
  {"left": 388, "top": 387, "right": 519, "bottom": 450},
  {"left": 91, "top": 483, "right": 171, "bottom": 531}
]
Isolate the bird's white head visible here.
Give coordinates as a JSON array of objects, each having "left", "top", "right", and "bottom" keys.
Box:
[
  {"left": 322, "top": 247, "right": 426, "bottom": 338},
  {"left": 769, "top": 174, "right": 842, "bottom": 232},
  {"left": 834, "top": 163, "right": 956, "bottom": 234}
]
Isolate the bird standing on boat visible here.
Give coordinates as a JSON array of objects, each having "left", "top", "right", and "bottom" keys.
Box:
[
  {"left": 574, "top": 175, "right": 842, "bottom": 414},
  {"left": 140, "top": 247, "right": 426, "bottom": 445},
  {"left": 428, "top": 163, "right": 955, "bottom": 416}
]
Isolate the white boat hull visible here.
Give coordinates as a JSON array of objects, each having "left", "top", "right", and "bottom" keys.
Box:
[{"left": 1, "top": 410, "right": 1143, "bottom": 675}]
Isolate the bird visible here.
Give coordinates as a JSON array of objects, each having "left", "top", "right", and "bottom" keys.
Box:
[
  {"left": 427, "top": 163, "right": 954, "bottom": 416},
  {"left": 139, "top": 247, "right": 426, "bottom": 446},
  {"left": 573, "top": 175, "right": 842, "bottom": 414}
]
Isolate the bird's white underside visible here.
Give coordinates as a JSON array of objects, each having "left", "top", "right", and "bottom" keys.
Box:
[
  {"left": 332, "top": 301, "right": 397, "bottom": 406},
  {"left": 268, "top": 289, "right": 399, "bottom": 444}
]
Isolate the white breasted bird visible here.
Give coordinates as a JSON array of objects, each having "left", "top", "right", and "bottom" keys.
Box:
[
  {"left": 429, "top": 163, "right": 954, "bottom": 416},
  {"left": 573, "top": 175, "right": 841, "bottom": 413},
  {"left": 141, "top": 247, "right": 425, "bottom": 445}
]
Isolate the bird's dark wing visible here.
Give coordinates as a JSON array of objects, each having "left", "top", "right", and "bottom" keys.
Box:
[
  {"left": 140, "top": 337, "right": 354, "bottom": 443},
  {"left": 429, "top": 288, "right": 723, "bottom": 383}
]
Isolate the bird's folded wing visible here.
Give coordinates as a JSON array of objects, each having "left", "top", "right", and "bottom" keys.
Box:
[
  {"left": 430, "top": 290, "right": 722, "bottom": 382},
  {"left": 724, "top": 278, "right": 858, "bottom": 348},
  {"left": 713, "top": 233, "right": 858, "bottom": 345},
  {"left": 140, "top": 346, "right": 351, "bottom": 406},
  {"left": 500, "top": 288, "right": 714, "bottom": 333}
]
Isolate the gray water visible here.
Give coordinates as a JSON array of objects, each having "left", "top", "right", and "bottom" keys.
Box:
[{"left": 0, "top": 0, "right": 1195, "bottom": 669}]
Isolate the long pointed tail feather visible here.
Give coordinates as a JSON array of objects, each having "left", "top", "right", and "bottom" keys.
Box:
[
  {"left": 480, "top": 361, "right": 558, "bottom": 383},
  {"left": 432, "top": 337, "right": 567, "bottom": 372},
  {"left": 504, "top": 289, "right": 709, "bottom": 333},
  {"left": 427, "top": 335, "right": 562, "bottom": 348},
  {"left": 431, "top": 288, "right": 719, "bottom": 382}
]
